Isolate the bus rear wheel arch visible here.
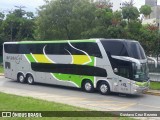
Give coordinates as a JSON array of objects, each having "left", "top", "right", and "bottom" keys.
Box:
[
  {"left": 97, "top": 81, "right": 110, "bottom": 95},
  {"left": 82, "top": 79, "right": 94, "bottom": 93},
  {"left": 26, "top": 74, "right": 34, "bottom": 85},
  {"left": 17, "top": 73, "right": 25, "bottom": 83}
]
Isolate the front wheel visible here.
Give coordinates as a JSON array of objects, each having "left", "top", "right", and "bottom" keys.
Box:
[
  {"left": 26, "top": 74, "right": 34, "bottom": 85},
  {"left": 98, "top": 82, "right": 110, "bottom": 95},
  {"left": 82, "top": 80, "right": 94, "bottom": 93}
]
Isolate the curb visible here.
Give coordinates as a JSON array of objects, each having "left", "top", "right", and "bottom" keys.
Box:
[
  {"left": 0, "top": 73, "right": 4, "bottom": 76},
  {"left": 145, "top": 90, "right": 160, "bottom": 96}
]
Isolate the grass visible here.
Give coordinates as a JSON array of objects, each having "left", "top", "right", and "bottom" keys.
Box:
[
  {"left": 150, "top": 81, "right": 160, "bottom": 90},
  {"left": 0, "top": 56, "right": 3, "bottom": 73},
  {"left": 0, "top": 64, "right": 4, "bottom": 73},
  {"left": 0, "top": 92, "right": 134, "bottom": 120}
]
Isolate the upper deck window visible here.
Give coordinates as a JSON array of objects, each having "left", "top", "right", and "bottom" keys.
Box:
[
  {"left": 101, "top": 40, "right": 128, "bottom": 56},
  {"left": 125, "top": 42, "right": 146, "bottom": 59},
  {"left": 101, "top": 39, "right": 146, "bottom": 60}
]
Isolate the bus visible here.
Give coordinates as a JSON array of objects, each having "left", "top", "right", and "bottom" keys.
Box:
[{"left": 3, "top": 39, "right": 150, "bottom": 95}]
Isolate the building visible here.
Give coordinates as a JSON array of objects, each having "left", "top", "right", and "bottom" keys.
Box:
[
  {"left": 142, "top": 0, "right": 160, "bottom": 30},
  {"left": 145, "top": 0, "right": 157, "bottom": 7}
]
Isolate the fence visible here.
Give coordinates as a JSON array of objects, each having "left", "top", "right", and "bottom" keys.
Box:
[{"left": 148, "top": 60, "right": 160, "bottom": 81}]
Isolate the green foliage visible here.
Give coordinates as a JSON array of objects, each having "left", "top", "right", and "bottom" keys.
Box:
[
  {"left": 138, "top": 25, "right": 159, "bottom": 55},
  {"left": 128, "top": 20, "right": 142, "bottom": 34},
  {"left": 122, "top": 6, "right": 139, "bottom": 22},
  {"left": 139, "top": 5, "right": 152, "bottom": 17},
  {"left": 106, "top": 26, "right": 126, "bottom": 38},
  {"left": 0, "top": 9, "right": 35, "bottom": 41},
  {"left": 36, "top": 0, "right": 96, "bottom": 40}
]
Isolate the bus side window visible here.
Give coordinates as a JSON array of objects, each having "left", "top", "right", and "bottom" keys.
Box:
[{"left": 5, "top": 62, "right": 11, "bottom": 69}]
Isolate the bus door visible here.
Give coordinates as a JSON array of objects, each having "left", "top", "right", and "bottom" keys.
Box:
[{"left": 116, "top": 66, "right": 131, "bottom": 94}]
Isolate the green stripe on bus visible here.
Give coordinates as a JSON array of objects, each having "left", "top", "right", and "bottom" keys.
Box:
[
  {"left": 26, "top": 54, "right": 36, "bottom": 62},
  {"left": 17, "top": 39, "right": 96, "bottom": 44}
]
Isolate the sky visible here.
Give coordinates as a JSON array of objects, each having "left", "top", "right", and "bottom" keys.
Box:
[
  {"left": 0, "top": 0, "right": 160, "bottom": 14},
  {"left": 0, "top": 0, "right": 45, "bottom": 14}
]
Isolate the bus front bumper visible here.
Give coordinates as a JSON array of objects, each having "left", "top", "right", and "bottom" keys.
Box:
[
  {"left": 131, "top": 81, "right": 150, "bottom": 94},
  {"left": 132, "top": 86, "right": 149, "bottom": 94}
]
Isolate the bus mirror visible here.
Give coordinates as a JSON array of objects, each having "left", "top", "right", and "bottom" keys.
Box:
[
  {"left": 147, "top": 57, "right": 158, "bottom": 68},
  {"left": 114, "top": 68, "right": 118, "bottom": 73}
]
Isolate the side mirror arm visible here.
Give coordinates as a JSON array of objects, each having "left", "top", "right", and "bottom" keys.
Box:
[{"left": 147, "top": 57, "right": 158, "bottom": 68}]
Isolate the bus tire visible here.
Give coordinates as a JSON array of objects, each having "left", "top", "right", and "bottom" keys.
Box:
[
  {"left": 98, "top": 81, "right": 110, "bottom": 95},
  {"left": 26, "top": 74, "right": 34, "bottom": 85},
  {"left": 17, "top": 73, "right": 25, "bottom": 83},
  {"left": 82, "top": 80, "right": 94, "bottom": 93}
]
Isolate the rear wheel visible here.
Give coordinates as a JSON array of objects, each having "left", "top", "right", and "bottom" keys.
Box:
[
  {"left": 98, "top": 82, "right": 110, "bottom": 95},
  {"left": 26, "top": 74, "right": 34, "bottom": 85},
  {"left": 82, "top": 80, "right": 94, "bottom": 93},
  {"left": 17, "top": 73, "right": 25, "bottom": 83}
]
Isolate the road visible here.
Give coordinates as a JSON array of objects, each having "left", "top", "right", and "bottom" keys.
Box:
[{"left": 0, "top": 76, "right": 160, "bottom": 113}]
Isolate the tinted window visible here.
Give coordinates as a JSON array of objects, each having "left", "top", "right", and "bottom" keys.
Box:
[
  {"left": 72, "top": 43, "right": 102, "bottom": 58},
  {"left": 4, "top": 42, "right": 102, "bottom": 58},
  {"left": 45, "top": 42, "right": 102, "bottom": 58},
  {"left": 101, "top": 40, "right": 128, "bottom": 56},
  {"left": 4, "top": 44, "right": 19, "bottom": 54},
  {"left": 125, "top": 42, "right": 146, "bottom": 59}
]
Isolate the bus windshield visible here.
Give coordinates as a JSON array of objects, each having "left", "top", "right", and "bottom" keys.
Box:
[{"left": 133, "top": 63, "right": 149, "bottom": 82}]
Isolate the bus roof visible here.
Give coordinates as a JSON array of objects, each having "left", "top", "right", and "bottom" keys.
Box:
[
  {"left": 4, "top": 39, "right": 97, "bottom": 44},
  {"left": 4, "top": 39, "right": 139, "bottom": 44}
]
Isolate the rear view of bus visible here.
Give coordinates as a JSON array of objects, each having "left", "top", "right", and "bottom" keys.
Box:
[{"left": 100, "top": 39, "right": 149, "bottom": 94}]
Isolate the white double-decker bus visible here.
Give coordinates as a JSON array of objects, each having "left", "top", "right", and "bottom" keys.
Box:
[{"left": 3, "top": 39, "right": 150, "bottom": 95}]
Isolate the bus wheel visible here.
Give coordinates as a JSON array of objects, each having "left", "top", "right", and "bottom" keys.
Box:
[
  {"left": 26, "top": 74, "right": 34, "bottom": 85},
  {"left": 82, "top": 80, "right": 94, "bottom": 93},
  {"left": 98, "top": 81, "right": 110, "bottom": 95},
  {"left": 17, "top": 73, "right": 25, "bottom": 83}
]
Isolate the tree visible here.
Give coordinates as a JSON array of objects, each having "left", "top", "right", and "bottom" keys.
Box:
[
  {"left": 122, "top": 6, "right": 139, "bottom": 23},
  {"left": 139, "top": 5, "right": 152, "bottom": 18},
  {"left": 128, "top": 20, "right": 142, "bottom": 34},
  {"left": 122, "top": 0, "right": 135, "bottom": 7},
  {"left": 36, "top": 0, "right": 97, "bottom": 40},
  {"left": 0, "top": 12, "right": 5, "bottom": 20},
  {"left": 111, "top": 11, "right": 122, "bottom": 26},
  {"left": 2, "top": 8, "right": 35, "bottom": 41}
]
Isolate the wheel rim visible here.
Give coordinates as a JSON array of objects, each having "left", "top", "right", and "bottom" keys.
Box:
[
  {"left": 100, "top": 84, "right": 108, "bottom": 93},
  {"left": 85, "top": 82, "right": 92, "bottom": 91},
  {"left": 28, "top": 76, "right": 33, "bottom": 83},
  {"left": 19, "top": 75, "right": 24, "bottom": 82}
]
